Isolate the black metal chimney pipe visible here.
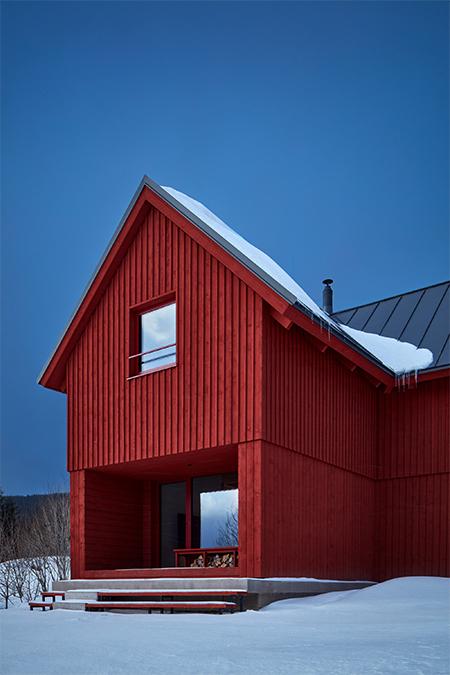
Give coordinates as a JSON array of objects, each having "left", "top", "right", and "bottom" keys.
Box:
[{"left": 322, "top": 279, "right": 334, "bottom": 314}]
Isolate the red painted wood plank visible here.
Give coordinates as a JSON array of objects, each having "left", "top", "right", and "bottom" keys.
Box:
[{"left": 60, "top": 194, "right": 448, "bottom": 582}]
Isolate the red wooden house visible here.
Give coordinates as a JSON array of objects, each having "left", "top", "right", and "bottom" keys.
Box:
[{"left": 39, "top": 177, "right": 449, "bottom": 582}]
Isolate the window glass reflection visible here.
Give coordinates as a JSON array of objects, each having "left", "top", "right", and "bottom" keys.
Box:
[
  {"left": 192, "top": 474, "right": 238, "bottom": 548},
  {"left": 140, "top": 303, "right": 176, "bottom": 372},
  {"left": 200, "top": 489, "right": 238, "bottom": 547}
]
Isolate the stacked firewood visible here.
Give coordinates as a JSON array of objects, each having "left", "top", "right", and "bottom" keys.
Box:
[
  {"left": 187, "top": 551, "right": 237, "bottom": 568},
  {"left": 206, "top": 553, "right": 235, "bottom": 568},
  {"left": 189, "top": 555, "right": 205, "bottom": 568}
]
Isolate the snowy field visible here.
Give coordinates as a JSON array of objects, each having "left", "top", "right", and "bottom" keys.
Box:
[{"left": 1, "top": 577, "right": 449, "bottom": 675}]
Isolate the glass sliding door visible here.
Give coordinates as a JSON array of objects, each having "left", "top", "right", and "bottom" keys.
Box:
[
  {"left": 160, "top": 481, "right": 186, "bottom": 567},
  {"left": 159, "top": 474, "right": 237, "bottom": 568}
]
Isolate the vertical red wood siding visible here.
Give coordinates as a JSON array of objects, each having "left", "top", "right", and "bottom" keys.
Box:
[
  {"left": 260, "top": 311, "right": 378, "bottom": 579},
  {"left": 261, "top": 311, "right": 449, "bottom": 580},
  {"left": 376, "top": 474, "right": 449, "bottom": 579},
  {"left": 260, "top": 441, "right": 375, "bottom": 579},
  {"left": 262, "top": 311, "right": 378, "bottom": 478},
  {"left": 64, "top": 198, "right": 449, "bottom": 580},
  {"left": 238, "top": 441, "right": 262, "bottom": 577},
  {"left": 378, "top": 379, "right": 450, "bottom": 479},
  {"left": 70, "top": 471, "right": 85, "bottom": 579},
  {"left": 66, "top": 205, "right": 263, "bottom": 471},
  {"left": 376, "top": 379, "right": 450, "bottom": 579},
  {"left": 66, "top": 203, "right": 263, "bottom": 577}
]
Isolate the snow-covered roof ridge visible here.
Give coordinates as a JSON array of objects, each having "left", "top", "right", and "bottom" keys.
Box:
[{"left": 162, "top": 186, "right": 433, "bottom": 375}]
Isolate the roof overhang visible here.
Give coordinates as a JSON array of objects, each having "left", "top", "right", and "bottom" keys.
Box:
[
  {"left": 417, "top": 366, "right": 450, "bottom": 382},
  {"left": 39, "top": 176, "right": 398, "bottom": 393}
]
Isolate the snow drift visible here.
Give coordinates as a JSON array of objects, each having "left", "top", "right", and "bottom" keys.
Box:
[
  {"left": 1, "top": 577, "right": 448, "bottom": 674},
  {"left": 163, "top": 186, "right": 433, "bottom": 375}
]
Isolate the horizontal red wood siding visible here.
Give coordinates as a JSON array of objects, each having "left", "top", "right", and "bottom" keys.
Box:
[
  {"left": 66, "top": 205, "right": 263, "bottom": 471},
  {"left": 260, "top": 441, "right": 375, "bottom": 579},
  {"left": 263, "top": 311, "right": 378, "bottom": 477}
]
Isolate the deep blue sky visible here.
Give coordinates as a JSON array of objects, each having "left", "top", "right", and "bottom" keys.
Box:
[{"left": 1, "top": 1, "right": 448, "bottom": 494}]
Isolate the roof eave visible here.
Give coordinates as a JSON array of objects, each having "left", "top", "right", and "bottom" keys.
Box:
[
  {"left": 39, "top": 175, "right": 398, "bottom": 392},
  {"left": 38, "top": 176, "right": 151, "bottom": 389},
  {"left": 294, "top": 301, "right": 394, "bottom": 378},
  {"left": 417, "top": 365, "right": 450, "bottom": 382},
  {"left": 148, "top": 179, "right": 395, "bottom": 383}
]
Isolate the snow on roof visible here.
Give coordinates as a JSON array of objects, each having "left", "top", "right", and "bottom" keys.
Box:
[
  {"left": 340, "top": 325, "right": 433, "bottom": 374},
  {"left": 333, "top": 281, "right": 449, "bottom": 371},
  {"left": 163, "top": 186, "right": 433, "bottom": 375}
]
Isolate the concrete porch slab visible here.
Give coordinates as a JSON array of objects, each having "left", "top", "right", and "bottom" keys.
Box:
[{"left": 52, "top": 577, "right": 375, "bottom": 610}]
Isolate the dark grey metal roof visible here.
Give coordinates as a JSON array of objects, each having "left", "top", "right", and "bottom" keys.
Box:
[{"left": 332, "top": 281, "right": 450, "bottom": 371}]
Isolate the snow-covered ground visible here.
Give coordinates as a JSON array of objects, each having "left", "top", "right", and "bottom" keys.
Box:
[{"left": 1, "top": 577, "right": 449, "bottom": 674}]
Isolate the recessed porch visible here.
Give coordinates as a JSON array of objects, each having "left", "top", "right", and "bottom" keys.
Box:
[{"left": 78, "top": 445, "right": 242, "bottom": 579}]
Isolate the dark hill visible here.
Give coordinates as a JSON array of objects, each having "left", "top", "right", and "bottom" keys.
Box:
[{"left": 8, "top": 493, "right": 69, "bottom": 519}]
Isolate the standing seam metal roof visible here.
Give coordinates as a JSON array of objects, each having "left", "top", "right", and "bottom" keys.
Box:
[{"left": 332, "top": 281, "right": 450, "bottom": 371}]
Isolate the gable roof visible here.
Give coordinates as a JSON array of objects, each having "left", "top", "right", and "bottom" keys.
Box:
[
  {"left": 332, "top": 281, "right": 450, "bottom": 372},
  {"left": 39, "top": 176, "right": 435, "bottom": 392},
  {"left": 162, "top": 186, "right": 433, "bottom": 376}
]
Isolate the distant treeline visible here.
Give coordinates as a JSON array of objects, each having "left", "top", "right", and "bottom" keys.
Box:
[
  {"left": 7, "top": 493, "right": 69, "bottom": 520},
  {"left": 0, "top": 489, "right": 70, "bottom": 607}
]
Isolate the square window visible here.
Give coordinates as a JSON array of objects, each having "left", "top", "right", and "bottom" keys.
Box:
[{"left": 130, "top": 301, "right": 176, "bottom": 376}]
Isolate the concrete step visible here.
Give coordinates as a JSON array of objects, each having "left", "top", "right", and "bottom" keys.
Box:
[
  {"left": 64, "top": 590, "right": 98, "bottom": 601},
  {"left": 53, "top": 577, "right": 249, "bottom": 592},
  {"left": 51, "top": 578, "right": 375, "bottom": 610},
  {"left": 54, "top": 577, "right": 373, "bottom": 594},
  {"left": 54, "top": 600, "right": 87, "bottom": 611}
]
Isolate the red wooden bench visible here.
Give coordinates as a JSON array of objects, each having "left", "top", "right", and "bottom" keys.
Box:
[
  {"left": 41, "top": 591, "right": 65, "bottom": 602},
  {"left": 29, "top": 602, "right": 54, "bottom": 611},
  {"left": 86, "top": 601, "right": 237, "bottom": 614}
]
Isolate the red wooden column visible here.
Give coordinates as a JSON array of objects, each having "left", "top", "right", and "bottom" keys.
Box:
[
  {"left": 70, "top": 470, "right": 86, "bottom": 579},
  {"left": 238, "top": 440, "right": 262, "bottom": 577}
]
